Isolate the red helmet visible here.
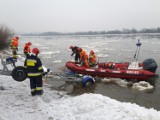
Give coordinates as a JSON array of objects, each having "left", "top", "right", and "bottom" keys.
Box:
[
  {"left": 78, "top": 47, "right": 82, "bottom": 52},
  {"left": 15, "top": 36, "right": 19, "bottom": 39},
  {"left": 90, "top": 50, "right": 95, "bottom": 54},
  {"left": 32, "top": 48, "right": 40, "bottom": 55},
  {"left": 28, "top": 42, "right": 32, "bottom": 45},
  {"left": 69, "top": 45, "right": 74, "bottom": 49}
]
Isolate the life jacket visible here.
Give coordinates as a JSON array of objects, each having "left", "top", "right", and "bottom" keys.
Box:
[
  {"left": 24, "top": 43, "right": 31, "bottom": 53},
  {"left": 89, "top": 53, "right": 97, "bottom": 64},
  {"left": 80, "top": 50, "right": 88, "bottom": 61},
  {"left": 11, "top": 38, "right": 18, "bottom": 47},
  {"left": 80, "top": 50, "right": 90, "bottom": 67}
]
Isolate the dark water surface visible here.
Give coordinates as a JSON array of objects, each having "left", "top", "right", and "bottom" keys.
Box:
[{"left": 20, "top": 34, "right": 160, "bottom": 110}]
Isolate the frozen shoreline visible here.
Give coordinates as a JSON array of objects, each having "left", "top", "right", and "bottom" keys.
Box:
[{"left": 0, "top": 74, "right": 160, "bottom": 120}]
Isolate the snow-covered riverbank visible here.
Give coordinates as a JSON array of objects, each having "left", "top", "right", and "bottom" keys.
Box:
[{"left": 0, "top": 74, "right": 160, "bottom": 120}]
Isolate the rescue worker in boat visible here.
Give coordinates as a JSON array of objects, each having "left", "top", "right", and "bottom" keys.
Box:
[
  {"left": 69, "top": 45, "right": 80, "bottom": 63},
  {"left": 88, "top": 50, "right": 97, "bottom": 67},
  {"left": 23, "top": 42, "right": 32, "bottom": 57},
  {"left": 10, "top": 36, "right": 19, "bottom": 59},
  {"left": 24, "top": 48, "right": 44, "bottom": 96},
  {"left": 78, "top": 47, "right": 90, "bottom": 67},
  {"left": 107, "top": 62, "right": 114, "bottom": 69}
]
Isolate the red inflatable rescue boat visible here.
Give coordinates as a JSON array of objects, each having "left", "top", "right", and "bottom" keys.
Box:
[
  {"left": 66, "top": 58, "right": 158, "bottom": 81},
  {"left": 66, "top": 40, "right": 158, "bottom": 81}
]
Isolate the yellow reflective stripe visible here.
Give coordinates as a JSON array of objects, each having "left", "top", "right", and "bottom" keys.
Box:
[
  {"left": 89, "top": 56, "right": 94, "bottom": 58},
  {"left": 36, "top": 87, "right": 42, "bottom": 90},
  {"left": 27, "top": 59, "right": 37, "bottom": 66},
  {"left": 27, "top": 59, "right": 37, "bottom": 62},
  {"left": 13, "top": 55, "right": 17, "bottom": 57},
  {"left": 90, "top": 62, "right": 96, "bottom": 64},
  {"left": 13, "top": 55, "right": 17, "bottom": 59},
  {"left": 12, "top": 46, "right": 17, "bottom": 49},
  {"left": 28, "top": 73, "right": 41, "bottom": 76},
  {"left": 31, "top": 89, "right": 36, "bottom": 92},
  {"left": 38, "top": 66, "right": 43, "bottom": 70}
]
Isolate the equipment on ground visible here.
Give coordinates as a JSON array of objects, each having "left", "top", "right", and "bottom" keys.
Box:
[
  {"left": 11, "top": 66, "right": 95, "bottom": 87},
  {"left": 11, "top": 66, "right": 27, "bottom": 82},
  {"left": 0, "top": 53, "right": 17, "bottom": 75}
]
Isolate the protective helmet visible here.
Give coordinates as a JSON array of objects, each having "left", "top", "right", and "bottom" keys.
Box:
[
  {"left": 90, "top": 50, "right": 95, "bottom": 54},
  {"left": 28, "top": 42, "right": 32, "bottom": 45},
  {"left": 78, "top": 47, "right": 82, "bottom": 52},
  {"left": 32, "top": 48, "right": 40, "bottom": 55},
  {"left": 15, "top": 36, "right": 19, "bottom": 39},
  {"left": 69, "top": 45, "right": 74, "bottom": 49}
]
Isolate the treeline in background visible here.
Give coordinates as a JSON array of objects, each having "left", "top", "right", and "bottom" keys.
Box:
[
  {"left": 23, "top": 27, "right": 160, "bottom": 36},
  {"left": 1, "top": 24, "right": 160, "bottom": 50}
]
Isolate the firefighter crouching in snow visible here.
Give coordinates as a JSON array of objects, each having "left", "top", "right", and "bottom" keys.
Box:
[
  {"left": 24, "top": 48, "right": 44, "bottom": 96},
  {"left": 23, "top": 42, "right": 32, "bottom": 57},
  {"left": 10, "top": 36, "right": 19, "bottom": 59}
]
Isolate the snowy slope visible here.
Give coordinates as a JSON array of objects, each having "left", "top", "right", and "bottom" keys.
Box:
[
  {"left": 0, "top": 51, "right": 160, "bottom": 120},
  {"left": 0, "top": 75, "right": 160, "bottom": 120}
]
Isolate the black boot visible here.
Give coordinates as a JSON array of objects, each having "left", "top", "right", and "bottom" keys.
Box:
[
  {"left": 31, "top": 91, "right": 37, "bottom": 96},
  {"left": 36, "top": 90, "right": 43, "bottom": 95}
]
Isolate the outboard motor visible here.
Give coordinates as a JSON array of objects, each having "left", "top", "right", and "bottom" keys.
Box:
[{"left": 143, "top": 58, "right": 158, "bottom": 73}]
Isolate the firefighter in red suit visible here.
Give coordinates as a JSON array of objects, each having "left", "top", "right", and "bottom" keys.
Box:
[
  {"left": 24, "top": 48, "right": 44, "bottom": 96},
  {"left": 23, "top": 42, "right": 32, "bottom": 57},
  {"left": 10, "top": 36, "right": 19, "bottom": 59}
]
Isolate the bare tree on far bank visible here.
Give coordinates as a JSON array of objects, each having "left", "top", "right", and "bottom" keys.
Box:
[{"left": 0, "top": 24, "right": 14, "bottom": 50}]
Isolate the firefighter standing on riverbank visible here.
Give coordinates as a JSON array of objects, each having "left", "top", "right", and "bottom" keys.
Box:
[
  {"left": 24, "top": 48, "right": 44, "bottom": 96},
  {"left": 23, "top": 42, "right": 32, "bottom": 57},
  {"left": 10, "top": 36, "right": 19, "bottom": 59}
]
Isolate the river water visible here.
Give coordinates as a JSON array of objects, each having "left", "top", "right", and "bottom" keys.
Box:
[{"left": 19, "top": 33, "right": 160, "bottom": 110}]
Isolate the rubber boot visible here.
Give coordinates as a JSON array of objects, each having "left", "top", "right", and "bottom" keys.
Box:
[
  {"left": 31, "top": 91, "right": 36, "bottom": 96},
  {"left": 36, "top": 90, "right": 43, "bottom": 95}
]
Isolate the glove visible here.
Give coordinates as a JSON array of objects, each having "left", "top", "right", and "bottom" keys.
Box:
[
  {"left": 41, "top": 73, "right": 45, "bottom": 76},
  {"left": 10, "top": 45, "right": 12, "bottom": 49},
  {"left": 80, "top": 61, "right": 84, "bottom": 66},
  {"left": 42, "top": 72, "right": 48, "bottom": 76}
]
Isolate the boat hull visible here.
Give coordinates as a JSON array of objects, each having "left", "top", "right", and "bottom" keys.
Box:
[{"left": 66, "top": 61, "right": 156, "bottom": 81}]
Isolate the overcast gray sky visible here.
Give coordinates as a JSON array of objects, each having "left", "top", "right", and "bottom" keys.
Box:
[{"left": 0, "top": 0, "right": 160, "bottom": 33}]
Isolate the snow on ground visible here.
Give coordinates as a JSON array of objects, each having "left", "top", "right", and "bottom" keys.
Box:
[
  {"left": 0, "top": 75, "right": 160, "bottom": 120},
  {"left": 0, "top": 53, "right": 160, "bottom": 120}
]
